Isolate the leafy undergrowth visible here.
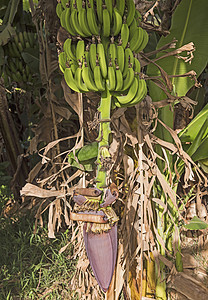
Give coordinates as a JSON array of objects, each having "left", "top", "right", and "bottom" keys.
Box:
[{"left": 0, "top": 209, "right": 78, "bottom": 299}]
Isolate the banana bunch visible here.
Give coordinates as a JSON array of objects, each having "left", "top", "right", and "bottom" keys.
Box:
[
  {"left": 59, "top": 36, "right": 147, "bottom": 105},
  {"left": 4, "top": 57, "right": 32, "bottom": 83},
  {"left": 4, "top": 31, "right": 37, "bottom": 58},
  {"left": 57, "top": 0, "right": 149, "bottom": 53},
  {"left": 3, "top": 31, "right": 37, "bottom": 84}
]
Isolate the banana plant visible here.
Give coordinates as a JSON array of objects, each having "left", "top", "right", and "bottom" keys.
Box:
[{"left": 57, "top": 0, "right": 149, "bottom": 294}]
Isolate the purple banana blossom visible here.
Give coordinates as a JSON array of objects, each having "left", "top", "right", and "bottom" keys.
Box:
[
  {"left": 72, "top": 194, "right": 87, "bottom": 206},
  {"left": 83, "top": 223, "right": 117, "bottom": 293},
  {"left": 100, "top": 188, "right": 117, "bottom": 208}
]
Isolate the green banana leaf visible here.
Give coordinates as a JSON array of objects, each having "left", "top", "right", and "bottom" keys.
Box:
[
  {"left": 191, "top": 136, "right": 208, "bottom": 162},
  {"left": 186, "top": 117, "right": 208, "bottom": 157},
  {"left": 147, "top": 0, "right": 208, "bottom": 101},
  {"left": 184, "top": 216, "right": 208, "bottom": 230},
  {"left": 179, "top": 103, "right": 208, "bottom": 142}
]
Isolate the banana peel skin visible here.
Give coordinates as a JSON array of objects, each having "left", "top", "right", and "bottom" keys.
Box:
[{"left": 72, "top": 186, "right": 119, "bottom": 293}]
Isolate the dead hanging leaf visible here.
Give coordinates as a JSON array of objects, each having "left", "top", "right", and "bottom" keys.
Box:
[
  {"left": 48, "top": 202, "right": 55, "bottom": 238},
  {"left": 27, "top": 161, "right": 43, "bottom": 183},
  {"left": 53, "top": 104, "right": 72, "bottom": 120},
  {"left": 61, "top": 79, "right": 82, "bottom": 115},
  {"left": 20, "top": 183, "right": 64, "bottom": 198}
]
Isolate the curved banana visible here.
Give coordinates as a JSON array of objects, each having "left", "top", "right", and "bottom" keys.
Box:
[
  {"left": 78, "top": 7, "right": 92, "bottom": 37},
  {"left": 130, "top": 27, "right": 144, "bottom": 52},
  {"left": 82, "top": 62, "right": 98, "bottom": 91},
  {"left": 129, "top": 26, "right": 143, "bottom": 52},
  {"left": 75, "top": 66, "right": 90, "bottom": 92},
  {"left": 126, "top": 0, "right": 136, "bottom": 26},
  {"left": 128, "top": 78, "right": 147, "bottom": 106},
  {"left": 123, "top": 47, "right": 134, "bottom": 77},
  {"left": 115, "top": 67, "right": 123, "bottom": 91},
  {"left": 60, "top": 9, "right": 68, "bottom": 31},
  {"left": 116, "top": 42, "right": 125, "bottom": 73},
  {"left": 11, "top": 42, "right": 21, "bottom": 57},
  {"left": 112, "top": 7, "right": 122, "bottom": 36},
  {"left": 97, "top": 42, "right": 108, "bottom": 79},
  {"left": 87, "top": 6, "right": 100, "bottom": 35},
  {"left": 116, "top": 77, "right": 138, "bottom": 104},
  {"left": 108, "top": 42, "right": 117, "bottom": 69},
  {"left": 133, "top": 57, "right": 141, "bottom": 74},
  {"left": 102, "top": 9, "right": 111, "bottom": 37},
  {"left": 76, "top": 0, "right": 83, "bottom": 11},
  {"left": 89, "top": 41, "right": 97, "bottom": 71},
  {"left": 76, "top": 40, "right": 85, "bottom": 62},
  {"left": 104, "top": 0, "right": 113, "bottom": 22},
  {"left": 64, "top": 67, "right": 81, "bottom": 93},
  {"left": 122, "top": 67, "right": 134, "bottom": 91},
  {"left": 71, "top": 8, "right": 87, "bottom": 37},
  {"left": 56, "top": 3, "right": 63, "bottom": 18},
  {"left": 18, "top": 32, "right": 25, "bottom": 48},
  {"left": 135, "top": 29, "right": 149, "bottom": 53},
  {"left": 107, "top": 64, "right": 116, "bottom": 91},
  {"left": 63, "top": 38, "right": 76, "bottom": 61},
  {"left": 61, "top": 0, "right": 68, "bottom": 9},
  {"left": 58, "top": 51, "right": 67, "bottom": 73},
  {"left": 94, "top": 64, "right": 105, "bottom": 91},
  {"left": 115, "top": 0, "right": 125, "bottom": 17},
  {"left": 96, "top": 0, "right": 103, "bottom": 24},
  {"left": 120, "top": 23, "right": 129, "bottom": 49},
  {"left": 129, "top": 17, "right": 137, "bottom": 40}
]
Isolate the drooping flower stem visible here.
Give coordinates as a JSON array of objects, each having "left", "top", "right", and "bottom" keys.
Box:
[{"left": 96, "top": 88, "right": 112, "bottom": 190}]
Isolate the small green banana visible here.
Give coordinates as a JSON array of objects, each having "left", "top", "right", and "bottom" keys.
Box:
[
  {"left": 64, "top": 67, "right": 81, "bottom": 93},
  {"left": 75, "top": 66, "right": 90, "bottom": 92},
  {"left": 120, "top": 23, "right": 129, "bottom": 49},
  {"left": 97, "top": 41, "right": 108, "bottom": 78},
  {"left": 63, "top": 38, "right": 77, "bottom": 61},
  {"left": 126, "top": 0, "right": 136, "bottom": 26},
  {"left": 116, "top": 77, "right": 138, "bottom": 104},
  {"left": 102, "top": 8, "right": 111, "bottom": 37},
  {"left": 56, "top": 2, "right": 63, "bottom": 18},
  {"left": 94, "top": 64, "right": 106, "bottom": 91},
  {"left": 112, "top": 7, "right": 122, "bottom": 36}
]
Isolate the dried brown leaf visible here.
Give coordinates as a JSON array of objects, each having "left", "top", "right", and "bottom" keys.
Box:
[{"left": 20, "top": 183, "right": 64, "bottom": 198}]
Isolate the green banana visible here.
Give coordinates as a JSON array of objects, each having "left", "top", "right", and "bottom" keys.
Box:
[
  {"left": 7, "top": 42, "right": 16, "bottom": 57},
  {"left": 116, "top": 42, "right": 125, "bottom": 73},
  {"left": 60, "top": 9, "right": 68, "bottom": 31},
  {"left": 11, "top": 42, "right": 21, "bottom": 57},
  {"left": 18, "top": 32, "right": 25, "bottom": 48},
  {"left": 135, "top": 29, "right": 149, "bottom": 53},
  {"left": 115, "top": 66, "right": 123, "bottom": 91},
  {"left": 17, "top": 42, "right": 24, "bottom": 52},
  {"left": 107, "top": 63, "right": 116, "bottom": 91},
  {"left": 56, "top": 2, "right": 63, "bottom": 18},
  {"left": 94, "top": 64, "right": 105, "bottom": 91},
  {"left": 123, "top": 47, "right": 134, "bottom": 77},
  {"left": 121, "top": 66, "right": 134, "bottom": 91},
  {"left": 97, "top": 41, "right": 108, "bottom": 78},
  {"left": 129, "top": 27, "right": 144, "bottom": 52},
  {"left": 129, "top": 26, "right": 143, "bottom": 52},
  {"left": 95, "top": 0, "right": 103, "bottom": 24},
  {"left": 14, "top": 34, "right": 20, "bottom": 47},
  {"left": 120, "top": 23, "right": 129, "bottom": 49},
  {"left": 76, "top": 40, "right": 85, "bottom": 63},
  {"left": 133, "top": 57, "right": 141, "bottom": 74},
  {"left": 25, "top": 64, "right": 30, "bottom": 77},
  {"left": 16, "top": 71, "right": 23, "bottom": 82},
  {"left": 82, "top": 61, "right": 98, "bottom": 91},
  {"left": 108, "top": 41, "right": 117, "bottom": 69},
  {"left": 65, "top": 8, "right": 77, "bottom": 35},
  {"left": 112, "top": 7, "right": 122, "bottom": 36},
  {"left": 8, "top": 59, "right": 17, "bottom": 74},
  {"left": 63, "top": 38, "right": 77, "bottom": 61},
  {"left": 129, "top": 17, "right": 137, "bottom": 40},
  {"left": 102, "top": 8, "right": 111, "bottom": 37},
  {"left": 75, "top": 66, "right": 90, "bottom": 92},
  {"left": 64, "top": 67, "right": 81, "bottom": 93},
  {"left": 126, "top": 0, "right": 136, "bottom": 26},
  {"left": 78, "top": 7, "right": 92, "bottom": 37},
  {"left": 87, "top": 6, "right": 100, "bottom": 35},
  {"left": 104, "top": 0, "right": 113, "bottom": 22},
  {"left": 128, "top": 78, "right": 147, "bottom": 106},
  {"left": 89, "top": 41, "right": 97, "bottom": 71},
  {"left": 71, "top": 8, "right": 87, "bottom": 37},
  {"left": 116, "top": 77, "right": 138, "bottom": 104},
  {"left": 115, "top": 0, "right": 125, "bottom": 17},
  {"left": 59, "top": 51, "right": 67, "bottom": 73},
  {"left": 134, "top": 9, "right": 142, "bottom": 25}
]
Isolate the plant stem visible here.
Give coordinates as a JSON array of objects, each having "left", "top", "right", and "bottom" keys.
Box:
[{"left": 96, "top": 88, "right": 111, "bottom": 190}]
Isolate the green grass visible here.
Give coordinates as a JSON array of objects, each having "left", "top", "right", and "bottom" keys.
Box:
[{"left": 0, "top": 194, "right": 78, "bottom": 299}]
